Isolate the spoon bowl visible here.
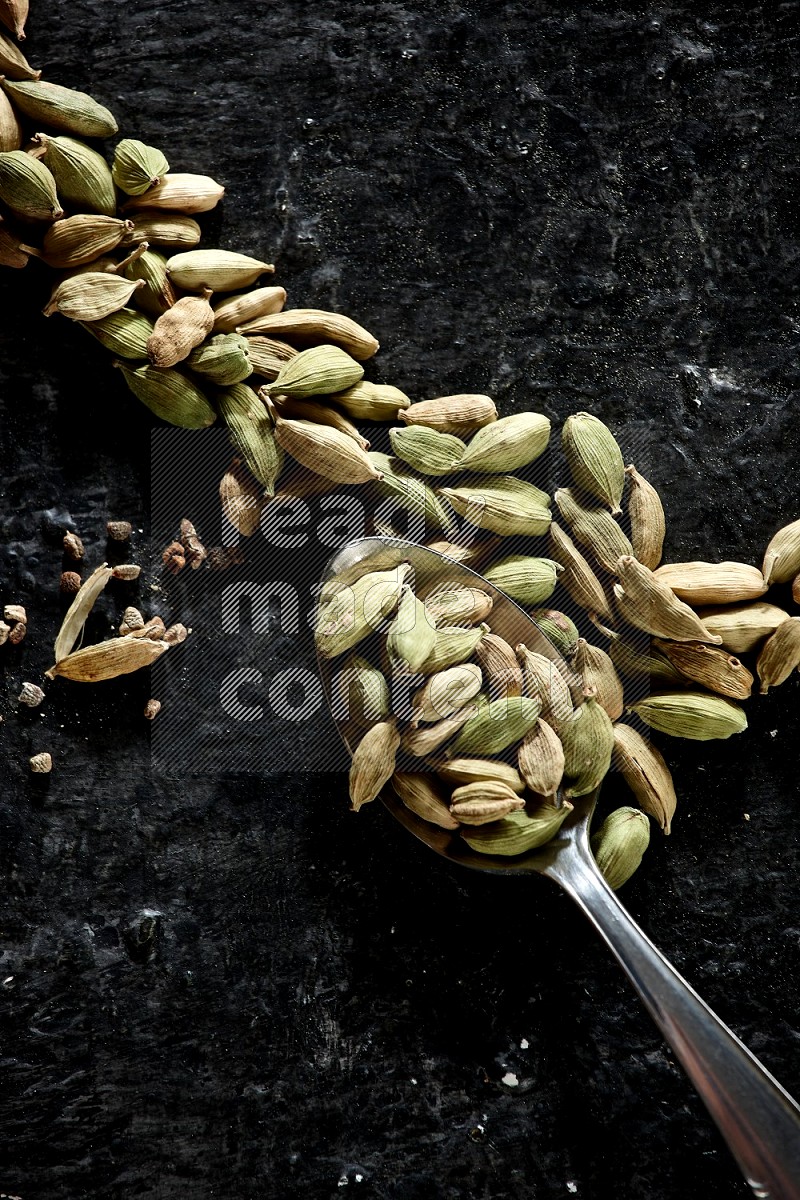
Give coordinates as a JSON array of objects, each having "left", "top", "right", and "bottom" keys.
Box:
[{"left": 315, "top": 535, "right": 800, "bottom": 1199}]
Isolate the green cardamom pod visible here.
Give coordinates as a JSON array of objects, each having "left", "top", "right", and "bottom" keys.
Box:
[
  {"left": 37, "top": 213, "right": 133, "bottom": 269},
  {"left": 44, "top": 272, "right": 144, "bottom": 321},
  {"left": 439, "top": 477, "right": 551, "bottom": 537},
  {"left": 0, "top": 30, "right": 41, "bottom": 81},
  {"left": 1, "top": 78, "right": 118, "bottom": 138},
  {"left": 268, "top": 344, "right": 364, "bottom": 399},
  {"left": 450, "top": 695, "right": 541, "bottom": 757},
  {"left": 460, "top": 801, "right": 573, "bottom": 857},
  {"left": 762, "top": 517, "right": 800, "bottom": 587},
  {"left": 590, "top": 807, "right": 651, "bottom": 889},
  {"left": 458, "top": 411, "right": 551, "bottom": 473},
  {"left": 389, "top": 424, "right": 466, "bottom": 476},
  {"left": 212, "top": 285, "right": 287, "bottom": 334},
  {"left": 554, "top": 486, "right": 632, "bottom": 572},
  {"left": 217, "top": 382, "right": 283, "bottom": 495},
  {"left": 562, "top": 412, "right": 626, "bottom": 514},
  {"left": 412, "top": 663, "right": 483, "bottom": 723},
  {"left": 167, "top": 249, "right": 274, "bottom": 292},
  {"left": 417, "top": 622, "right": 488, "bottom": 675},
  {"left": 123, "top": 245, "right": 177, "bottom": 316},
  {"left": 529, "top": 609, "right": 580, "bottom": 659},
  {"left": 612, "top": 724, "right": 677, "bottom": 835},
  {"left": 331, "top": 654, "right": 390, "bottom": 726},
  {"left": 333, "top": 382, "right": 411, "bottom": 421},
  {"left": 386, "top": 586, "right": 438, "bottom": 672},
  {"left": 115, "top": 362, "right": 216, "bottom": 429},
  {"left": 628, "top": 692, "right": 748, "bottom": 740},
  {"left": 572, "top": 638, "right": 624, "bottom": 721},
  {"left": 483, "top": 555, "right": 562, "bottom": 606},
  {"left": 560, "top": 695, "right": 614, "bottom": 797},
  {"left": 516, "top": 646, "right": 574, "bottom": 733},
  {"left": 0, "top": 148, "right": 62, "bottom": 220},
  {"left": 187, "top": 332, "right": 252, "bottom": 385},
  {"left": 244, "top": 335, "right": 298, "bottom": 380},
  {"left": 316, "top": 564, "right": 410, "bottom": 660},
  {"left": 33, "top": 132, "right": 116, "bottom": 216},
  {"left": 80, "top": 307, "right": 153, "bottom": 359},
  {"left": 369, "top": 452, "right": 456, "bottom": 534},
  {"left": 112, "top": 138, "right": 170, "bottom": 196},
  {"left": 392, "top": 773, "right": 461, "bottom": 831},
  {"left": 128, "top": 212, "right": 201, "bottom": 249}
]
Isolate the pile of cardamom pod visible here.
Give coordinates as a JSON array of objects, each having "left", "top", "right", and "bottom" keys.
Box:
[{"left": 0, "top": 20, "right": 798, "bottom": 888}]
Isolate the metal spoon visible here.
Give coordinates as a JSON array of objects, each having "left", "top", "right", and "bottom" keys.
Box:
[{"left": 317, "top": 536, "right": 800, "bottom": 1199}]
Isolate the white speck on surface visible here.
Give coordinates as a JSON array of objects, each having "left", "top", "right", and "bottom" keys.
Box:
[
  {"left": 567, "top": 1182, "right": 578, "bottom": 1194},
  {"left": 770, "top": 729, "right": 778, "bottom": 738},
  {"left": 410, "top": 1077, "right": 418, "bottom": 1085},
  {"left": 520, "top": 1038, "right": 529, "bottom": 1049},
  {"left": 744, "top": 813, "right": 750, "bottom": 821},
  {"left": 355, "top": 1175, "right": 363, "bottom": 1183},
  {"left": 337, "top": 1175, "right": 348, "bottom": 1188},
  {"left": 501, "top": 1072, "right": 519, "bottom": 1087}
]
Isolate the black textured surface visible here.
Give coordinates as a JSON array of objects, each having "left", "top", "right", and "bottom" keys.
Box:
[{"left": 1, "top": 4, "right": 799, "bottom": 1198}]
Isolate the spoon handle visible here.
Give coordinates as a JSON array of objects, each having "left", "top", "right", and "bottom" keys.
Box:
[{"left": 549, "top": 850, "right": 800, "bottom": 1199}]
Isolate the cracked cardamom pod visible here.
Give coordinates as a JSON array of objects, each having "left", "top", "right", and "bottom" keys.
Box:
[
  {"left": 2, "top": 77, "right": 117, "bottom": 137},
  {"left": 349, "top": 720, "right": 401, "bottom": 811},
  {"left": 212, "top": 285, "right": 286, "bottom": 333},
  {"left": 116, "top": 362, "right": 216, "bottom": 428},
  {"left": 450, "top": 695, "right": 541, "bottom": 758},
  {"left": 612, "top": 724, "right": 677, "bottom": 835},
  {"left": 756, "top": 617, "right": 800, "bottom": 693},
  {"left": 625, "top": 464, "right": 665, "bottom": 570},
  {"left": 52, "top": 563, "right": 112, "bottom": 664},
  {"left": 613, "top": 555, "right": 723, "bottom": 644},
  {"left": 591, "top": 807, "right": 651, "bottom": 890},
  {"left": 483, "top": 555, "right": 562, "bottom": 606},
  {"left": 147, "top": 287, "right": 215, "bottom": 367},
  {"left": 333, "top": 382, "right": 410, "bottom": 420},
  {"left": 449, "top": 782, "right": 526, "bottom": 825},
  {"left": 629, "top": 692, "right": 748, "bottom": 740},
  {"left": 81, "top": 308, "right": 153, "bottom": 359},
  {"left": 112, "top": 138, "right": 170, "bottom": 196},
  {"left": 460, "top": 800, "right": 573, "bottom": 857},
  {"left": 438, "top": 756, "right": 525, "bottom": 794},
  {"left": 762, "top": 517, "right": 800, "bottom": 587},
  {"left": 36, "top": 213, "right": 134, "bottom": 269},
  {"left": 391, "top": 773, "right": 460, "bottom": 830},
  {"left": 554, "top": 486, "right": 632, "bottom": 572},
  {"left": 121, "top": 172, "right": 224, "bottom": 214},
  {"left": 548, "top": 521, "right": 612, "bottom": 621},
  {"left": 517, "top": 718, "right": 565, "bottom": 798},
  {"left": 389, "top": 424, "right": 466, "bottom": 475},
  {"left": 48, "top": 634, "right": 168, "bottom": 682},
  {"left": 0, "top": 148, "right": 62, "bottom": 220},
  {"left": 239, "top": 307, "right": 379, "bottom": 360},
  {"left": 458, "top": 411, "right": 551, "bottom": 473},
  {"left": 128, "top": 211, "right": 201, "bottom": 249},
  {"left": 653, "top": 560, "right": 767, "bottom": 605},
  {"left": 652, "top": 638, "right": 753, "bottom": 700},
  {"left": 35, "top": 132, "right": 116, "bottom": 215},
  {"left": 267, "top": 344, "right": 364, "bottom": 399},
  {"left": 572, "top": 639, "right": 624, "bottom": 721},
  {"left": 562, "top": 412, "right": 625, "bottom": 514},
  {"left": 440, "top": 477, "right": 551, "bottom": 537},
  {"left": 45, "top": 272, "right": 144, "bottom": 320},
  {"left": 694, "top": 601, "right": 791, "bottom": 655},
  {"left": 217, "top": 383, "right": 283, "bottom": 495},
  {"left": 400, "top": 393, "right": 497, "bottom": 436},
  {"left": 187, "top": 332, "right": 252, "bottom": 385},
  {"left": 411, "top": 662, "right": 483, "bottom": 723}
]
